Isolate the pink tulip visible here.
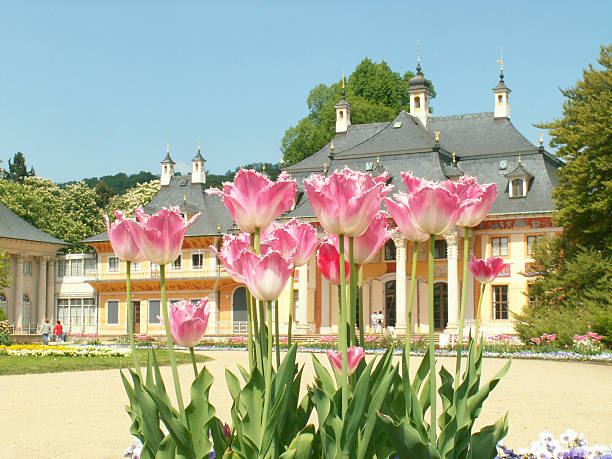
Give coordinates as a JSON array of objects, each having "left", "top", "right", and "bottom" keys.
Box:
[
  {"left": 206, "top": 168, "right": 296, "bottom": 233},
  {"left": 210, "top": 233, "right": 251, "bottom": 282},
  {"left": 239, "top": 250, "right": 294, "bottom": 301},
  {"left": 166, "top": 298, "right": 210, "bottom": 347},
  {"left": 304, "top": 167, "right": 393, "bottom": 237},
  {"left": 384, "top": 195, "right": 430, "bottom": 242},
  {"left": 326, "top": 346, "right": 365, "bottom": 375},
  {"left": 274, "top": 219, "right": 318, "bottom": 267},
  {"left": 260, "top": 225, "right": 298, "bottom": 263},
  {"left": 317, "top": 240, "right": 350, "bottom": 285},
  {"left": 131, "top": 206, "right": 199, "bottom": 265},
  {"left": 329, "top": 211, "right": 397, "bottom": 264},
  {"left": 468, "top": 254, "right": 508, "bottom": 284},
  {"left": 400, "top": 183, "right": 473, "bottom": 235},
  {"left": 104, "top": 211, "right": 146, "bottom": 262},
  {"left": 455, "top": 181, "right": 498, "bottom": 228}
]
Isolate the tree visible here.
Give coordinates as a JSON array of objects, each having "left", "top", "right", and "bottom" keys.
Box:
[
  {"left": 105, "top": 179, "right": 161, "bottom": 217},
  {"left": 2, "top": 152, "right": 35, "bottom": 182},
  {"left": 94, "top": 180, "right": 115, "bottom": 208},
  {"left": 536, "top": 45, "right": 612, "bottom": 253},
  {"left": 0, "top": 177, "right": 104, "bottom": 252},
  {"left": 281, "top": 58, "right": 435, "bottom": 165},
  {"left": 514, "top": 238, "right": 612, "bottom": 346}
]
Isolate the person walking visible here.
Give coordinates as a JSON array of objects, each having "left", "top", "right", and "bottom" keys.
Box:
[
  {"left": 371, "top": 311, "right": 378, "bottom": 334},
  {"left": 377, "top": 310, "right": 384, "bottom": 334},
  {"left": 53, "top": 321, "right": 63, "bottom": 342},
  {"left": 41, "top": 318, "right": 52, "bottom": 345}
]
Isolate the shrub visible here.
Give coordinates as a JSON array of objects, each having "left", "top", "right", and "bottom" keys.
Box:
[
  {"left": 515, "top": 239, "right": 612, "bottom": 346},
  {"left": 0, "top": 320, "right": 12, "bottom": 346}
]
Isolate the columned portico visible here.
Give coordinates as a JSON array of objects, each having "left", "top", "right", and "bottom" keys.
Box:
[
  {"left": 37, "top": 257, "right": 47, "bottom": 330},
  {"left": 444, "top": 230, "right": 459, "bottom": 333},
  {"left": 393, "top": 234, "right": 407, "bottom": 331},
  {"left": 14, "top": 254, "right": 24, "bottom": 332},
  {"left": 295, "top": 263, "right": 310, "bottom": 332}
]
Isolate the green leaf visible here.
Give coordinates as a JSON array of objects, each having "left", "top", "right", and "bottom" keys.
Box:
[
  {"left": 340, "top": 357, "right": 376, "bottom": 450},
  {"left": 155, "top": 435, "right": 176, "bottom": 459},
  {"left": 469, "top": 414, "right": 509, "bottom": 459},
  {"left": 185, "top": 366, "right": 216, "bottom": 457},
  {"left": 467, "top": 360, "right": 511, "bottom": 419},
  {"left": 376, "top": 412, "right": 442, "bottom": 459},
  {"left": 225, "top": 369, "right": 241, "bottom": 401},
  {"left": 311, "top": 353, "right": 336, "bottom": 397}
]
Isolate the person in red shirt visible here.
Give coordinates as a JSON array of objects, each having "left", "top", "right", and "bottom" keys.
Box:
[{"left": 53, "top": 321, "right": 63, "bottom": 342}]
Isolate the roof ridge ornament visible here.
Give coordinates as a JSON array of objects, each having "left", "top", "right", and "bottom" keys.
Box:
[
  {"left": 497, "top": 48, "right": 504, "bottom": 82},
  {"left": 452, "top": 152, "right": 456, "bottom": 165},
  {"left": 416, "top": 40, "right": 422, "bottom": 75}
]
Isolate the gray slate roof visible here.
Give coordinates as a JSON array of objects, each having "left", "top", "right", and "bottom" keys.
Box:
[
  {"left": 0, "top": 200, "right": 67, "bottom": 245},
  {"left": 283, "top": 110, "right": 562, "bottom": 219},
  {"left": 84, "top": 176, "right": 233, "bottom": 243}
]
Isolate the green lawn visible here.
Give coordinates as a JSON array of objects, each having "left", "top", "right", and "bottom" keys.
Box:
[{"left": 0, "top": 349, "right": 212, "bottom": 375}]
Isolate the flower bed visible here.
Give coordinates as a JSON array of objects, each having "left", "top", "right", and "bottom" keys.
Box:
[
  {"left": 0, "top": 344, "right": 130, "bottom": 357},
  {"left": 496, "top": 430, "right": 612, "bottom": 458}
]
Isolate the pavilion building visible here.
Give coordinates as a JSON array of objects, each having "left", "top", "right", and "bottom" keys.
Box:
[{"left": 85, "top": 62, "right": 562, "bottom": 338}]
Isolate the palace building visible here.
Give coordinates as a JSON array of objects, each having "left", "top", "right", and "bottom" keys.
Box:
[{"left": 84, "top": 61, "right": 562, "bottom": 338}]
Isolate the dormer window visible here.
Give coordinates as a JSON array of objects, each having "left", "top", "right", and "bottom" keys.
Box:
[
  {"left": 498, "top": 94, "right": 503, "bottom": 104},
  {"left": 339, "top": 110, "right": 344, "bottom": 119},
  {"left": 511, "top": 179, "right": 525, "bottom": 197},
  {"left": 414, "top": 96, "right": 421, "bottom": 109}
]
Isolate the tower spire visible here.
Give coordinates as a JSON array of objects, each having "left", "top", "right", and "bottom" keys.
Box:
[
  {"left": 334, "top": 71, "right": 352, "bottom": 134},
  {"left": 497, "top": 48, "right": 504, "bottom": 81},
  {"left": 493, "top": 49, "right": 511, "bottom": 119},
  {"left": 416, "top": 40, "right": 422, "bottom": 75}
]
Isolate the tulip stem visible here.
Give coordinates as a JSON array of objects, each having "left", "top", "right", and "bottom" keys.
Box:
[
  {"left": 288, "top": 273, "right": 294, "bottom": 346},
  {"left": 405, "top": 242, "right": 418, "bottom": 374},
  {"left": 358, "top": 265, "right": 364, "bottom": 348},
  {"left": 338, "top": 235, "right": 349, "bottom": 419},
  {"left": 189, "top": 347, "right": 198, "bottom": 378},
  {"left": 125, "top": 261, "right": 141, "bottom": 380},
  {"left": 428, "top": 234, "right": 437, "bottom": 444},
  {"left": 245, "top": 289, "right": 255, "bottom": 372},
  {"left": 454, "top": 227, "right": 470, "bottom": 388},
  {"left": 474, "top": 283, "right": 486, "bottom": 344},
  {"left": 262, "top": 300, "right": 273, "bottom": 426},
  {"left": 349, "top": 237, "right": 357, "bottom": 346},
  {"left": 249, "top": 233, "right": 261, "bottom": 371},
  {"left": 159, "top": 265, "right": 186, "bottom": 421},
  {"left": 274, "top": 300, "right": 280, "bottom": 369}
]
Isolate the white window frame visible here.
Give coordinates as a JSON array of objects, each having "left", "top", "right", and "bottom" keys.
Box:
[
  {"left": 191, "top": 252, "right": 204, "bottom": 270},
  {"left": 108, "top": 257, "right": 120, "bottom": 273},
  {"left": 171, "top": 254, "right": 182, "bottom": 271},
  {"left": 509, "top": 178, "right": 526, "bottom": 198},
  {"left": 148, "top": 300, "right": 161, "bottom": 324},
  {"left": 491, "top": 237, "right": 509, "bottom": 257}
]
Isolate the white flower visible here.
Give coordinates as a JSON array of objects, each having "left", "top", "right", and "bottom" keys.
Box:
[
  {"left": 560, "top": 429, "right": 578, "bottom": 444},
  {"left": 540, "top": 431, "right": 554, "bottom": 443}
]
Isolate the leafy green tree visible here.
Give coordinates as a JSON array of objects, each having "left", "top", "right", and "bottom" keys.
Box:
[
  {"left": 536, "top": 45, "right": 612, "bottom": 253},
  {"left": 281, "top": 58, "right": 435, "bottom": 165},
  {"left": 94, "top": 180, "right": 115, "bottom": 208},
  {"left": 515, "top": 237, "right": 612, "bottom": 346},
  {"left": 105, "top": 179, "right": 161, "bottom": 217},
  {"left": 2, "top": 152, "right": 35, "bottom": 182},
  {"left": 63, "top": 170, "right": 158, "bottom": 196},
  {"left": 0, "top": 177, "right": 104, "bottom": 252}
]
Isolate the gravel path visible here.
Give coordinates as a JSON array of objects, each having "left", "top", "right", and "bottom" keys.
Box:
[{"left": 1, "top": 351, "right": 611, "bottom": 458}]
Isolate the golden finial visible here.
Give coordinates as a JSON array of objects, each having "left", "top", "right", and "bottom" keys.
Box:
[
  {"left": 376, "top": 154, "right": 381, "bottom": 165},
  {"left": 197, "top": 142, "right": 200, "bottom": 153},
  {"left": 262, "top": 163, "right": 266, "bottom": 171},
  {"left": 417, "top": 40, "right": 421, "bottom": 65},
  {"left": 497, "top": 49, "right": 504, "bottom": 72},
  {"left": 330, "top": 140, "right": 335, "bottom": 151},
  {"left": 435, "top": 131, "right": 440, "bottom": 142},
  {"left": 217, "top": 223, "right": 221, "bottom": 233},
  {"left": 183, "top": 194, "right": 187, "bottom": 204},
  {"left": 518, "top": 154, "right": 522, "bottom": 165},
  {"left": 452, "top": 152, "right": 456, "bottom": 164},
  {"left": 539, "top": 134, "right": 544, "bottom": 146},
  {"left": 323, "top": 162, "right": 328, "bottom": 174},
  {"left": 166, "top": 144, "right": 170, "bottom": 154},
  {"left": 280, "top": 157, "right": 284, "bottom": 166},
  {"left": 289, "top": 172, "right": 292, "bottom": 179},
  {"left": 342, "top": 72, "right": 345, "bottom": 89}
]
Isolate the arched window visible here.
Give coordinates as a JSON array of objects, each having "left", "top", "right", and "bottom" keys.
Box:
[
  {"left": 414, "top": 96, "right": 421, "bottom": 109},
  {"left": 384, "top": 239, "right": 396, "bottom": 261},
  {"left": 232, "top": 287, "right": 247, "bottom": 333},
  {"left": 511, "top": 179, "right": 525, "bottom": 197},
  {"left": 339, "top": 110, "right": 344, "bottom": 119},
  {"left": 498, "top": 94, "right": 503, "bottom": 104},
  {"left": 385, "top": 280, "right": 396, "bottom": 327}
]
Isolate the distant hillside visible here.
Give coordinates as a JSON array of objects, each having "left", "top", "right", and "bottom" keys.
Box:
[{"left": 60, "top": 170, "right": 158, "bottom": 195}]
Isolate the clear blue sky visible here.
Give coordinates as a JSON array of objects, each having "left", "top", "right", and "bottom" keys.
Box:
[{"left": 0, "top": 1, "right": 610, "bottom": 182}]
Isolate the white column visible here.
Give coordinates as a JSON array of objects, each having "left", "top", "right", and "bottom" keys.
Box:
[
  {"left": 15, "top": 254, "right": 24, "bottom": 332},
  {"left": 393, "top": 234, "right": 407, "bottom": 331},
  {"left": 37, "top": 257, "right": 47, "bottom": 330},
  {"left": 207, "top": 293, "right": 217, "bottom": 334},
  {"left": 321, "top": 276, "right": 330, "bottom": 328},
  {"left": 46, "top": 257, "right": 55, "bottom": 320},
  {"left": 465, "top": 235, "right": 476, "bottom": 322},
  {"left": 444, "top": 230, "right": 459, "bottom": 333},
  {"left": 296, "top": 264, "right": 309, "bottom": 328}
]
